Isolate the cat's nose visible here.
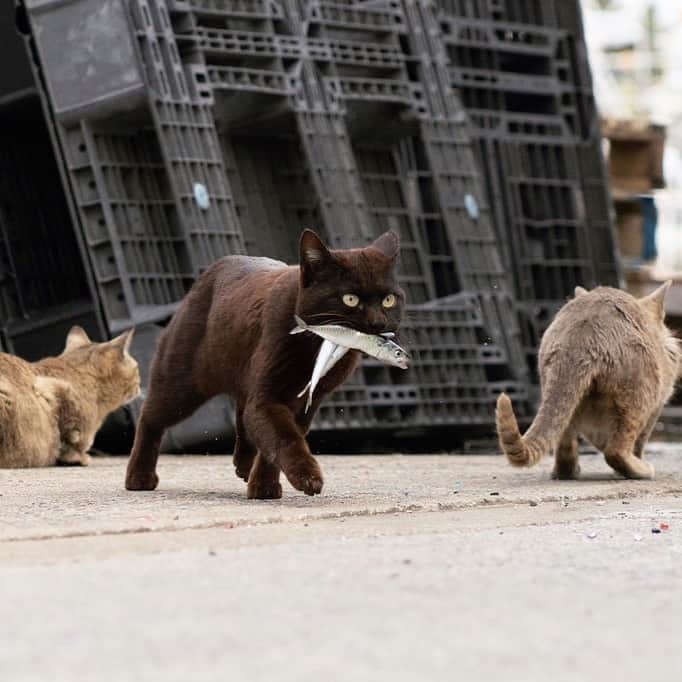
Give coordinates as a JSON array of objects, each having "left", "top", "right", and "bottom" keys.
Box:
[{"left": 365, "top": 312, "right": 389, "bottom": 334}]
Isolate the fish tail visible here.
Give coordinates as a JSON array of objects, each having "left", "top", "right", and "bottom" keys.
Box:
[{"left": 289, "top": 314, "right": 308, "bottom": 335}]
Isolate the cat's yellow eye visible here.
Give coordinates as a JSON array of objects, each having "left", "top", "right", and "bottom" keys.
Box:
[
  {"left": 382, "top": 294, "right": 397, "bottom": 309},
  {"left": 342, "top": 294, "right": 360, "bottom": 308}
]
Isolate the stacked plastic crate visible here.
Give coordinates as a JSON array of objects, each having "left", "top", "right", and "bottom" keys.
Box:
[
  {"left": 9, "top": 0, "right": 617, "bottom": 443},
  {"left": 435, "top": 0, "right": 622, "bottom": 372},
  {"left": 161, "top": 0, "right": 529, "bottom": 431},
  {"left": 0, "top": 1, "right": 105, "bottom": 359}
]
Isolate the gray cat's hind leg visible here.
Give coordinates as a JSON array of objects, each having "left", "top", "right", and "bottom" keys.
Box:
[
  {"left": 551, "top": 429, "right": 580, "bottom": 480},
  {"left": 604, "top": 417, "right": 655, "bottom": 480}
]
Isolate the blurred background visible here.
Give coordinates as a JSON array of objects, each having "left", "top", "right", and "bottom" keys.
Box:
[
  {"left": 585, "top": 0, "right": 682, "bottom": 279},
  {"left": 0, "top": 0, "right": 680, "bottom": 452}
]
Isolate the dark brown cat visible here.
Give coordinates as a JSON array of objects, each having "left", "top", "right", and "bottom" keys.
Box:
[{"left": 126, "top": 229, "right": 403, "bottom": 498}]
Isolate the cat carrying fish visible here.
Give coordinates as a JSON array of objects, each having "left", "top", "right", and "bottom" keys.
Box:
[{"left": 126, "top": 229, "right": 405, "bottom": 499}]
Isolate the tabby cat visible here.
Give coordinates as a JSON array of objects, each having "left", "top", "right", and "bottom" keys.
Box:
[
  {"left": 497, "top": 283, "right": 680, "bottom": 480},
  {"left": 0, "top": 327, "right": 140, "bottom": 468}
]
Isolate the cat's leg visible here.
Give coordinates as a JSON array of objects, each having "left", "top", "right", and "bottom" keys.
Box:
[
  {"left": 243, "top": 401, "right": 323, "bottom": 496},
  {"left": 633, "top": 406, "right": 663, "bottom": 459},
  {"left": 247, "top": 453, "right": 282, "bottom": 500},
  {"left": 551, "top": 428, "right": 580, "bottom": 480},
  {"left": 125, "top": 412, "right": 164, "bottom": 490},
  {"left": 233, "top": 407, "right": 256, "bottom": 482},
  {"left": 603, "top": 415, "right": 655, "bottom": 480},
  {"left": 126, "top": 388, "right": 205, "bottom": 491},
  {"left": 56, "top": 429, "right": 93, "bottom": 466}
]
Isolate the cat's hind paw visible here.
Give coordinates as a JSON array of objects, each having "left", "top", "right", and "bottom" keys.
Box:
[
  {"left": 125, "top": 470, "right": 159, "bottom": 491},
  {"left": 57, "top": 451, "right": 90, "bottom": 466},
  {"left": 551, "top": 462, "right": 580, "bottom": 480}
]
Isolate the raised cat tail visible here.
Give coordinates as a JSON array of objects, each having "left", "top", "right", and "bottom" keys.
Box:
[{"left": 496, "top": 362, "right": 593, "bottom": 468}]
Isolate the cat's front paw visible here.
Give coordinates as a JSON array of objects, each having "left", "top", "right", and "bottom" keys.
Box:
[
  {"left": 247, "top": 479, "right": 283, "bottom": 500},
  {"left": 57, "top": 450, "right": 90, "bottom": 466},
  {"left": 284, "top": 459, "right": 324, "bottom": 496},
  {"left": 125, "top": 470, "right": 159, "bottom": 491}
]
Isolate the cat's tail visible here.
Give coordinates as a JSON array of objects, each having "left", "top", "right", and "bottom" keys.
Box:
[{"left": 496, "top": 363, "right": 593, "bottom": 467}]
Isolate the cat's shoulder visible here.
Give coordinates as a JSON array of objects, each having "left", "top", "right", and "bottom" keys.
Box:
[
  {"left": 212, "top": 254, "right": 288, "bottom": 273},
  {"left": 0, "top": 351, "right": 37, "bottom": 382},
  {"left": 203, "top": 255, "right": 290, "bottom": 289}
]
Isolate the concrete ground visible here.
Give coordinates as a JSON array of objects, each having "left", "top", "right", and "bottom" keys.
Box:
[{"left": 2, "top": 446, "right": 682, "bottom": 682}]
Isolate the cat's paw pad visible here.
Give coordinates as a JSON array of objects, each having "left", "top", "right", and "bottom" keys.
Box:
[
  {"left": 247, "top": 480, "right": 283, "bottom": 500},
  {"left": 125, "top": 470, "right": 159, "bottom": 491}
]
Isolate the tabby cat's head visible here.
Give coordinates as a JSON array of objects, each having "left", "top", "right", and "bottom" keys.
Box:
[
  {"left": 62, "top": 326, "right": 141, "bottom": 406},
  {"left": 297, "top": 229, "right": 404, "bottom": 334}
]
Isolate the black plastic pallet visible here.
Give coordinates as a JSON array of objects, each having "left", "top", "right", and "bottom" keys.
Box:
[
  {"left": 0, "top": 89, "right": 104, "bottom": 358},
  {"left": 431, "top": 0, "right": 621, "bottom": 369},
  {"left": 9, "top": 0, "right": 626, "bottom": 443}
]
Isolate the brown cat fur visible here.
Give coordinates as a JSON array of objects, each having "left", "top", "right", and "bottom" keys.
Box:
[
  {"left": 126, "top": 229, "right": 403, "bottom": 499},
  {"left": 0, "top": 327, "right": 140, "bottom": 468},
  {"left": 496, "top": 283, "right": 680, "bottom": 480}
]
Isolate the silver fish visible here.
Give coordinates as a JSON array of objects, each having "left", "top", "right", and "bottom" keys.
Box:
[
  {"left": 290, "top": 316, "right": 409, "bottom": 370},
  {"left": 297, "top": 340, "right": 350, "bottom": 413}
]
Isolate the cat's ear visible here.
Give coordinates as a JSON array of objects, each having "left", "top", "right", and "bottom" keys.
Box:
[
  {"left": 369, "top": 230, "right": 400, "bottom": 261},
  {"left": 110, "top": 328, "right": 135, "bottom": 356},
  {"left": 64, "top": 326, "right": 91, "bottom": 353},
  {"left": 300, "top": 229, "right": 334, "bottom": 286},
  {"left": 574, "top": 286, "right": 588, "bottom": 297},
  {"left": 640, "top": 281, "right": 671, "bottom": 321}
]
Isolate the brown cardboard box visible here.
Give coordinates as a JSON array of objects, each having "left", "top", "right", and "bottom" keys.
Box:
[
  {"left": 603, "top": 119, "right": 666, "bottom": 193},
  {"left": 615, "top": 200, "right": 643, "bottom": 259}
]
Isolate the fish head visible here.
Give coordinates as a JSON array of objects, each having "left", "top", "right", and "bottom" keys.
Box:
[
  {"left": 392, "top": 345, "right": 410, "bottom": 370},
  {"left": 375, "top": 338, "right": 409, "bottom": 369}
]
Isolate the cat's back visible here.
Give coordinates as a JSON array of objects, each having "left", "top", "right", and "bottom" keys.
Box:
[
  {"left": 210, "top": 255, "right": 288, "bottom": 287},
  {"left": 0, "top": 352, "right": 38, "bottom": 393},
  {"left": 0, "top": 352, "right": 61, "bottom": 468},
  {"left": 540, "top": 286, "right": 663, "bottom": 366},
  {"left": 549, "top": 287, "right": 648, "bottom": 337}
]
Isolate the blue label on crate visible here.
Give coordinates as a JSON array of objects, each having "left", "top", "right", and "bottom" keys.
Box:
[
  {"left": 193, "top": 183, "right": 210, "bottom": 210},
  {"left": 464, "top": 194, "right": 479, "bottom": 219}
]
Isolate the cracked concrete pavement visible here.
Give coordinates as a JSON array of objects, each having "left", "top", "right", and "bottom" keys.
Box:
[{"left": 2, "top": 446, "right": 681, "bottom": 681}]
